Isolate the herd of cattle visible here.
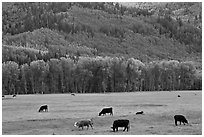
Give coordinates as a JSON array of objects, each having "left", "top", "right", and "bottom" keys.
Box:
[
  {"left": 38, "top": 104, "right": 189, "bottom": 132},
  {"left": 2, "top": 94, "right": 189, "bottom": 132}
]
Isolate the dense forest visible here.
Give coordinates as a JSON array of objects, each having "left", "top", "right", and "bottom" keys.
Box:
[
  {"left": 2, "top": 2, "right": 202, "bottom": 95},
  {"left": 2, "top": 57, "right": 202, "bottom": 95}
]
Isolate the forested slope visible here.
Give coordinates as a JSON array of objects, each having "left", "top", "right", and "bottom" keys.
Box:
[{"left": 2, "top": 2, "right": 202, "bottom": 95}]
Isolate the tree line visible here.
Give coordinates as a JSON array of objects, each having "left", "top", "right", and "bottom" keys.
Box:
[
  {"left": 2, "top": 44, "right": 97, "bottom": 66},
  {"left": 2, "top": 56, "right": 201, "bottom": 95}
]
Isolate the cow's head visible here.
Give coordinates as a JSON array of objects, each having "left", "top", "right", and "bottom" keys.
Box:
[
  {"left": 74, "top": 122, "right": 79, "bottom": 127},
  {"left": 185, "top": 119, "right": 188, "bottom": 124}
]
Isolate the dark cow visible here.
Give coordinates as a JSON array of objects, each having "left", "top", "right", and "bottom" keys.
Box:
[
  {"left": 99, "top": 107, "right": 113, "bottom": 116},
  {"left": 178, "top": 95, "right": 181, "bottom": 97},
  {"left": 2, "top": 95, "right": 5, "bottom": 98},
  {"left": 111, "top": 119, "right": 130, "bottom": 132},
  {"left": 38, "top": 105, "right": 48, "bottom": 112},
  {"left": 174, "top": 115, "right": 188, "bottom": 126},
  {"left": 13, "top": 94, "right": 16, "bottom": 97},
  {"left": 71, "top": 93, "right": 75, "bottom": 96},
  {"left": 136, "top": 111, "right": 144, "bottom": 115},
  {"left": 74, "top": 119, "right": 93, "bottom": 130}
]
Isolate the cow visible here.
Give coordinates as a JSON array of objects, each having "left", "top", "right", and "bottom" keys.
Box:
[
  {"left": 136, "top": 111, "right": 144, "bottom": 115},
  {"left": 13, "top": 94, "right": 16, "bottom": 97},
  {"left": 111, "top": 119, "right": 130, "bottom": 132},
  {"left": 2, "top": 95, "right": 5, "bottom": 98},
  {"left": 174, "top": 115, "right": 188, "bottom": 126},
  {"left": 178, "top": 95, "right": 181, "bottom": 97},
  {"left": 38, "top": 105, "right": 48, "bottom": 112},
  {"left": 74, "top": 119, "right": 93, "bottom": 130},
  {"left": 99, "top": 107, "right": 113, "bottom": 116},
  {"left": 71, "top": 93, "right": 75, "bottom": 96}
]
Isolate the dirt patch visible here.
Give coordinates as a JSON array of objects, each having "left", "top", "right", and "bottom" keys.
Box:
[
  {"left": 139, "top": 104, "right": 167, "bottom": 107},
  {"left": 26, "top": 118, "right": 58, "bottom": 122},
  {"left": 116, "top": 104, "right": 167, "bottom": 107}
]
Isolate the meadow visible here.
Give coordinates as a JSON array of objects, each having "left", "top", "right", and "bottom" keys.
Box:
[{"left": 2, "top": 91, "right": 202, "bottom": 135}]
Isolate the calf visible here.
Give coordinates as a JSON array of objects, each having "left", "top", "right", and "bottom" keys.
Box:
[
  {"left": 74, "top": 119, "right": 93, "bottom": 130},
  {"left": 71, "top": 93, "right": 75, "bottom": 96},
  {"left": 174, "top": 115, "right": 188, "bottom": 126},
  {"left": 38, "top": 105, "right": 48, "bottom": 112},
  {"left": 111, "top": 119, "right": 130, "bottom": 132},
  {"left": 99, "top": 107, "right": 113, "bottom": 116},
  {"left": 136, "top": 111, "right": 144, "bottom": 115}
]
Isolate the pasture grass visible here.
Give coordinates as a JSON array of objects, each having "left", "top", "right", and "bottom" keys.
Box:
[{"left": 2, "top": 91, "right": 202, "bottom": 135}]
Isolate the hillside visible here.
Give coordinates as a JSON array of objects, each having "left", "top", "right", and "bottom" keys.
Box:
[
  {"left": 2, "top": 2, "right": 202, "bottom": 95},
  {"left": 2, "top": 2, "right": 202, "bottom": 64},
  {"left": 120, "top": 2, "right": 202, "bottom": 29}
]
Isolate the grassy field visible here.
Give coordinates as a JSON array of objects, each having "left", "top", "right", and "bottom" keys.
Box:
[{"left": 2, "top": 91, "right": 202, "bottom": 135}]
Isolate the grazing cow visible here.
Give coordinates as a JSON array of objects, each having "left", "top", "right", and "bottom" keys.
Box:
[
  {"left": 136, "top": 111, "right": 144, "bottom": 115},
  {"left": 174, "top": 115, "right": 188, "bottom": 126},
  {"left": 111, "top": 119, "right": 130, "bottom": 132},
  {"left": 38, "top": 105, "right": 48, "bottom": 112},
  {"left": 178, "top": 95, "right": 181, "bottom": 97},
  {"left": 13, "top": 94, "right": 16, "bottom": 97},
  {"left": 2, "top": 95, "right": 5, "bottom": 98},
  {"left": 99, "top": 107, "right": 113, "bottom": 116},
  {"left": 71, "top": 93, "right": 75, "bottom": 96},
  {"left": 74, "top": 119, "right": 93, "bottom": 130}
]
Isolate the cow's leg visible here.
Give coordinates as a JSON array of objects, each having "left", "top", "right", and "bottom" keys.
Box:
[
  {"left": 116, "top": 127, "right": 118, "bottom": 131},
  {"left": 123, "top": 127, "right": 126, "bottom": 131},
  {"left": 175, "top": 120, "right": 177, "bottom": 126},
  {"left": 90, "top": 124, "right": 93, "bottom": 129}
]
